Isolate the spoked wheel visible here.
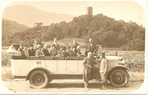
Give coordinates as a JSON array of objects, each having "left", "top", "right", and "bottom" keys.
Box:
[
  {"left": 108, "top": 68, "right": 129, "bottom": 88},
  {"left": 29, "top": 70, "right": 49, "bottom": 89}
]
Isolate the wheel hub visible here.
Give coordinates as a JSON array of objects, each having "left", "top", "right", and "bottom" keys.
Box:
[{"left": 31, "top": 73, "right": 45, "bottom": 86}]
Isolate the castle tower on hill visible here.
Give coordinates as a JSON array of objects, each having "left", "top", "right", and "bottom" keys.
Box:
[{"left": 87, "top": 6, "right": 93, "bottom": 16}]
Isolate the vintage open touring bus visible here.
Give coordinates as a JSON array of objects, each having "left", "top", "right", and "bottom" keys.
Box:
[{"left": 10, "top": 55, "right": 129, "bottom": 89}]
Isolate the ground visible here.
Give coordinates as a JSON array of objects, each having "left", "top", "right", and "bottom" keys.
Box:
[{"left": 3, "top": 79, "right": 143, "bottom": 93}]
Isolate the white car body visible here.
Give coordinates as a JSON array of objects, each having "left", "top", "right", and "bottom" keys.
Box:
[
  {"left": 11, "top": 56, "right": 126, "bottom": 78},
  {"left": 10, "top": 55, "right": 129, "bottom": 88}
]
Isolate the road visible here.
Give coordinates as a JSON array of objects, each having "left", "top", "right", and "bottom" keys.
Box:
[{"left": 2, "top": 79, "right": 144, "bottom": 94}]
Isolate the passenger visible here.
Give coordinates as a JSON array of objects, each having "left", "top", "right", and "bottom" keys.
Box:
[
  {"left": 76, "top": 45, "right": 81, "bottom": 56},
  {"left": 52, "top": 38, "right": 60, "bottom": 50},
  {"left": 64, "top": 46, "right": 73, "bottom": 57},
  {"left": 7, "top": 44, "right": 19, "bottom": 56},
  {"left": 48, "top": 38, "right": 60, "bottom": 56},
  {"left": 33, "top": 40, "right": 43, "bottom": 50},
  {"left": 85, "top": 38, "right": 97, "bottom": 56},
  {"left": 42, "top": 45, "right": 50, "bottom": 56},
  {"left": 99, "top": 52, "right": 108, "bottom": 89},
  {"left": 18, "top": 44, "right": 25, "bottom": 57},
  {"left": 28, "top": 46, "right": 35, "bottom": 56},
  {"left": 49, "top": 45, "right": 58, "bottom": 56},
  {"left": 67, "top": 46, "right": 74, "bottom": 57},
  {"left": 33, "top": 40, "right": 39, "bottom": 50},
  {"left": 83, "top": 52, "right": 97, "bottom": 88},
  {"left": 71, "top": 40, "right": 80, "bottom": 56},
  {"left": 72, "top": 40, "right": 79, "bottom": 49},
  {"left": 63, "top": 49, "right": 69, "bottom": 57},
  {"left": 59, "top": 46, "right": 68, "bottom": 57},
  {"left": 23, "top": 47, "right": 29, "bottom": 57},
  {"left": 35, "top": 45, "right": 44, "bottom": 57}
]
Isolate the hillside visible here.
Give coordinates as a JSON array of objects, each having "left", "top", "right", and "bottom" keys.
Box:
[
  {"left": 4, "top": 14, "right": 145, "bottom": 51},
  {"left": 2, "top": 19, "right": 29, "bottom": 46},
  {"left": 3, "top": 5, "right": 73, "bottom": 27}
]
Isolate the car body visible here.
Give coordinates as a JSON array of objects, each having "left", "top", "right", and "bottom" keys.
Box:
[{"left": 10, "top": 55, "right": 129, "bottom": 88}]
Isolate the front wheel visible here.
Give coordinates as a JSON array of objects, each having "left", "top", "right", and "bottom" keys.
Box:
[
  {"left": 28, "top": 70, "right": 49, "bottom": 89},
  {"left": 108, "top": 68, "right": 129, "bottom": 88}
]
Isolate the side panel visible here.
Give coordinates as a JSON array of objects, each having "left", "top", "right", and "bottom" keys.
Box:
[
  {"left": 40, "top": 60, "right": 84, "bottom": 74},
  {"left": 55, "top": 60, "right": 67, "bottom": 74},
  {"left": 66, "top": 60, "right": 84, "bottom": 74},
  {"left": 11, "top": 60, "right": 34, "bottom": 77},
  {"left": 11, "top": 59, "right": 84, "bottom": 77}
]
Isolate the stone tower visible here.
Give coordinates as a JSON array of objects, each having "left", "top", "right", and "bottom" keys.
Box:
[{"left": 87, "top": 6, "right": 93, "bottom": 16}]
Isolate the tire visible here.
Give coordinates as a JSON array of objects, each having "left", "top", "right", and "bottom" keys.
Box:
[
  {"left": 108, "top": 68, "right": 129, "bottom": 88},
  {"left": 28, "top": 70, "right": 49, "bottom": 89}
]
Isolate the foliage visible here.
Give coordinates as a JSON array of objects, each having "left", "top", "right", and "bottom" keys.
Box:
[
  {"left": 3, "top": 14, "right": 145, "bottom": 50},
  {"left": 2, "top": 19, "right": 29, "bottom": 46}
]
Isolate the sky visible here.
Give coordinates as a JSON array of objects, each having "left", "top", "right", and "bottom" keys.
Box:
[{"left": 1, "top": 0, "right": 145, "bottom": 26}]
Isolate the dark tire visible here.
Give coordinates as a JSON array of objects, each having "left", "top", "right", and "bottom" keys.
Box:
[
  {"left": 108, "top": 68, "right": 129, "bottom": 88},
  {"left": 29, "top": 70, "right": 49, "bottom": 89}
]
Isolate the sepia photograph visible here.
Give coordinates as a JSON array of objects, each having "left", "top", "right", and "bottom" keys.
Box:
[{"left": 1, "top": 0, "right": 145, "bottom": 94}]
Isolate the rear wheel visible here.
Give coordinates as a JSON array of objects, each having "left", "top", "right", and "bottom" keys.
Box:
[
  {"left": 108, "top": 68, "right": 129, "bottom": 88},
  {"left": 28, "top": 70, "right": 49, "bottom": 89}
]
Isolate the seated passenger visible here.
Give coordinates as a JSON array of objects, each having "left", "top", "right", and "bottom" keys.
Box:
[
  {"left": 71, "top": 40, "right": 80, "bottom": 56},
  {"left": 23, "top": 47, "right": 29, "bottom": 57},
  {"left": 66, "top": 46, "right": 74, "bottom": 57},
  {"left": 51, "top": 38, "right": 60, "bottom": 50},
  {"left": 33, "top": 40, "right": 41, "bottom": 50},
  {"left": 42, "top": 45, "right": 50, "bottom": 56},
  {"left": 7, "top": 44, "right": 19, "bottom": 56},
  {"left": 49, "top": 46, "right": 58, "bottom": 56},
  {"left": 28, "top": 46, "right": 35, "bottom": 56},
  {"left": 35, "top": 45, "right": 44, "bottom": 57},
  {"left": 18, "top": 44, "right": 26, "bottom": 57},
  {"left": 85, "top": 38, "right": 98, "bottom": 56},
  {"left": 63, "top": 49, "right": 69, "bottom": 57},
  {"left": 76, "top": 45, "right": 81, "bottom": 56},
  {"left": 59, "top": 46, "right": 68, "bottom": 57}
]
